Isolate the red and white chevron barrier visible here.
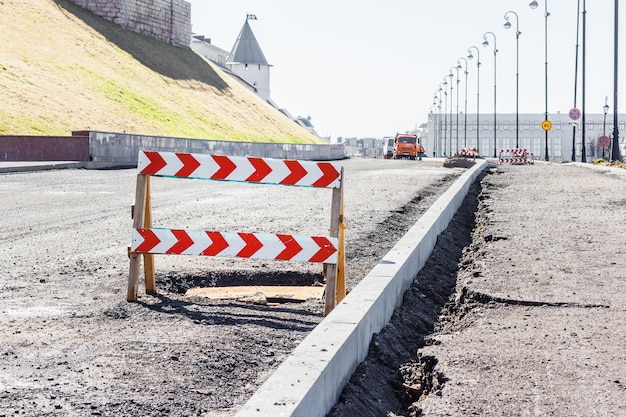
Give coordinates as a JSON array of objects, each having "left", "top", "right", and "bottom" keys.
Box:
[
  {"left": 128, "top": 150, "right": 347, "bottom": 313},
  {"left": 458, "top": 151, "right": 479, "bottom": 158},
  {"left": 500, "top": 148, "right": 528, "bottom": 155},
  {"left": 499, "top": 149, "right": 535, "bottom": 165},
  {"left": 131, "top": 228, "right": 338, "bottom": 264},
  {"left": 499, "top": 158, "right": 530, "bottom": 164},
  {"left": 137, "top": 151, "right": 341, "bottom": 188}
]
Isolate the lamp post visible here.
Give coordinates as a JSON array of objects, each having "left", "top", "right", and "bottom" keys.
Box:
[
  {"left": 436, "top": 87, "right": 444, "bottom": 157},
  {"left": 581, "top": 0, "right": 587, "bottom": 163},
  {"left": 457, "top": 58, "right": 469, "bottom": 149},
  {"left": 447, "top": 72, "right": 455, "bottom": 157},
  {"left": 504, "top": 11, "right": 521, "bottom": 149},
  {"left": 451, "top": 66, "right": 460, "bottom": 154},
  {"left": 429, "top": 105, "right": 438, "bottom": 159},
  {"left": 611, "top": 0, "right": 621, "bottom": 162},
  {"left": 468, "top": 46, "right": 481, "bottom": 154},
  {"left": 603, "top": 96, "right": 609, "bottom": 160},
  {"left": 433, "top": 91, "right": 442, "bottom": 157},
  {"left": 483, "top": 31, "right": 498, "bottom": 158},
  {"left": 442, "top": 78, "right": 449, "bottom": 157},
  {"left": 530, "top": 0, "right": 549, "bottom": 161},
  {"left": 571, "top": 0, "right": 581, "bottom": 161}
]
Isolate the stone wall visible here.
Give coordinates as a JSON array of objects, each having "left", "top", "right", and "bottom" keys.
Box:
[
  {"left": 81, "top": 131, "right": 347, "bottom": 169},
  {"left": 0, "top": 134, "right": 90, "bottom": 161},
  {"left": 70, "top": 0, "right": 191, "bottom": 47}
]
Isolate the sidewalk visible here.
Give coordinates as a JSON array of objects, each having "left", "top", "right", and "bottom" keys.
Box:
[
  {"left": 418, "top": 162, "right": 626, "bottom": 416},
  {"left": 0, "top": 161, "right": 85, "bottom": 173}
]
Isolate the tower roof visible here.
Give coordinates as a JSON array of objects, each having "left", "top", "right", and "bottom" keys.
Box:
[{"left": 230, "top": 20, "right": 268, "bottom": 65}]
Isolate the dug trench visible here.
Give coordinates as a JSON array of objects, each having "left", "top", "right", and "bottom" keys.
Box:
[{"left": 327, "top": 171, "right": 487, "bottom": 417}]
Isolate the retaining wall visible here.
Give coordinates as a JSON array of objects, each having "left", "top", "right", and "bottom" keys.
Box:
[
  {"left": 0, "top": 131, "right": 345, "bottom": 166},
  {"left": 69, "top": 0, "right": 191, "bottom": 47},
  {"left": 0, "top": 135, "right": 89, "bottom": 161},
  {"left": 82, "top": 131, "right": 346, "bottom": 168}
]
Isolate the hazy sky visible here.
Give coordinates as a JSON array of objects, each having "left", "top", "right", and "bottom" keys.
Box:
[{"left": 187, "top": 0, "right": 623, "bottom": 140}]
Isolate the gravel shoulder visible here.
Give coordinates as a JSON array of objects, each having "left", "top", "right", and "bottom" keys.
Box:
[
  {"left": 329, "top": 163, "right": 626, "bottom": 417},
  {"left": 0, "top": 158, "right": 463, "bottom": 416}
]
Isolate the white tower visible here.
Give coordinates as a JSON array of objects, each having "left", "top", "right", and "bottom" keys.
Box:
[{"left": 227, "top": 15, "right": 271, "bottom": 101}]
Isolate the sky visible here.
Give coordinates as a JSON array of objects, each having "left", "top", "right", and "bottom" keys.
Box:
[{"left": 187, "top": 0, "right": 624, "bottom": 140}]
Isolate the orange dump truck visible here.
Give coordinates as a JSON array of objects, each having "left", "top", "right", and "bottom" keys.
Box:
[{"left": 392, "top": 133, "right": 425, "bottom": 160}]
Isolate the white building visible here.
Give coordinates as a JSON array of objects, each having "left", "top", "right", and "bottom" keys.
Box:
[
  {"left": 190, "top": 17, "right": 324, "bottom": 140},
  {"left": 425, "top": 112, "right": 624, "bottom": 162},
  {"left": 190, "top": 35, "right": 230, "bottom": 68},
  {"left": 226, "top": 18, "right": 271, "bottom": 102}
]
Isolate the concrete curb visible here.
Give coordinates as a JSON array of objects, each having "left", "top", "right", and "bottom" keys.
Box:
[
  {"left": 0, "top": 161, "right": 85, "bottom": 173},
  {"left": 234, "top": 159, "right": 490, "bottom": 417}
]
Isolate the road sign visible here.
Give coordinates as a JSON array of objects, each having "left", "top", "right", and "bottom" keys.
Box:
[
  {"left": 598, "top": 135, "right": 610, "bottom": 149},
  {"left": 569, "top": 107, "right": 581, "bottom": 121},
  {"left": 541, "top": 120, "right": 552, "bottom": 131}
]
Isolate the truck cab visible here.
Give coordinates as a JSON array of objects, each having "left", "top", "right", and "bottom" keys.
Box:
[{"left": 392, "top": 134, "right": 425, "bottom": 160}]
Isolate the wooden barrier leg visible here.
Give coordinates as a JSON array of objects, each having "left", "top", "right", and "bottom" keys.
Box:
[
  {"left": 323, "top": 265, "right": 337, "bottom": 316},
  {"left": 336, "top": 170, "right": 347, "bottom": 304},
  {"left": 127, "top": 174, "right": 148, "bottom": 301},
  {"left": 143, "top": 176, "right": 156, "bottom": 294},
  {"left": 324, "top": 169, "right": 345, "bottom": 316}
]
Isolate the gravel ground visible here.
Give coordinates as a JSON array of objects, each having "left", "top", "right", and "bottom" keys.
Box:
[
  {"left": 0, "top": 158, "right": 464, "bottom": 417},
  {"left": 329, "top": 163, "right": 626, "bottom": 417}
]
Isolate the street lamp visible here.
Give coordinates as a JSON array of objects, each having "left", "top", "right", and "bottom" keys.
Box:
[
  {"left": 468, "top": 46, "right": 481, "bottom": 154},
  {"left": 483, "top": 31, "right": 498, "bottom": 158},
  {"left": 504, "top": 11, "right": 521, "bottom": 149},
  {"left": 433, "top": 91, "right": 442, "bottom": 157},
  {"left": 603, "top": 96, "right": 609, "bottom": 160},
  {"left": 530, "top": 0, "right": 550, "bottom": 161},
  {"left": 457, "top": 58, "right": 469, "bottom": 149},
  {"left": 447, "top": 72, "right": 455, "bottom": 157},
  {"left": 442, "top": 78, "right": 449, "bottom": 157},
  {"left": 451, "top": 66, "right": 460, "bottom": 155},
  {"left": 611, "top": 0, "right": 621, "bottom": 162}
]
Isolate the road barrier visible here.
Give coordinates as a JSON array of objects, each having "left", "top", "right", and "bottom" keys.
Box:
[
  {"left": 499, "top": 148, "right": 535, "bottom": 165},
  {"left": 127, "top": 151, "right": 347, "bottom": 315}
]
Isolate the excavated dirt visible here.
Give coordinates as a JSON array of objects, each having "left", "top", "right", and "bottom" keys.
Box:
[
  {"left": 329, "top": 163, "right": 626, "bottom": 417},
  {"left": 0, "top": 159, "right": 464, "bottom": 417}
]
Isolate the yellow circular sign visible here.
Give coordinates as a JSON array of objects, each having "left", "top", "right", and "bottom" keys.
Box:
[{"left": 542, "top": 120, "right": 552, "bottom": 131}]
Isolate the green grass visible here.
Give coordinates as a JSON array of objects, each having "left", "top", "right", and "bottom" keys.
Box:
[{"left": 0, "top": 0, "right": 322, "bottom": 144}]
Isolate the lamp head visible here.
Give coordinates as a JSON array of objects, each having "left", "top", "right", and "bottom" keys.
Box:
[
  {"left": 529, "top": 0, "right": 539, "bottom": 9},
  {"left": 504, "top": 20, "right": 512, "bottom": 29},
  {"left": 604, "top": 104, "right": 610, "bottom": 114},
  {"left": 482, "top": 39, "right": 489, "bottom": 47}
]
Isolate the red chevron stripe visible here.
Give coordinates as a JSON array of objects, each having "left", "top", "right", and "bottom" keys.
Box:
[
  {"left": 167, "top": 229, "right": 194, "bottom": 254},
  {"left": 211, "top": 155, "right": 237, "bottom": 180},
  {"left": 175, "top": 153, "right": 201, "bottom": 177},
  {"left": 237, "top": 232, "right": 263, "bottom": 258},
  {"left": 275, "top": 234, "right": 303, "bottom": 260},
  {"left": 246, "top": 157, "right": 272, "bottom": 182},
  {"left": 308, "top": 236, "right": 338, "bottom": 262},
  {"left": 312, "top": 163, "right": 341, "bottom": 188},
  {"left": 280, "top": 160, "right": 307, "bottom": 185},
  {"left": 202, "top": 231, "right": 229, "bottom": 256},
  {"left": 140, "top": 151, "right": 167, "bottom": 175},
  {"left": 134, "top": 228, "right": 161, "bottom": 252}
]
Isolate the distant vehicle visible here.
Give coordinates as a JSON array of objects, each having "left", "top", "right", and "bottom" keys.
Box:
[
  {"left": 392, "top": 133, "right": 425, "bottom": 160},
  {"left": 382, "top": 137, "right": 394, "bottom": 159}
]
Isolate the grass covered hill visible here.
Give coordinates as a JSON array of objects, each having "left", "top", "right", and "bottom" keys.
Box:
[{"left": 0, "top": 0, "right": 322, "bottom": 144}]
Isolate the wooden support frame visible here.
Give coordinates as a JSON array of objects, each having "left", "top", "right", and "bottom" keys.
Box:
[
  {"left": 127, "top": 174, "right": 155, "bottom": 301},
  {"left": 324, "top": 167, "right": 346, "bottom": 315},
  {"left": 127, "top": 152, "right": 346, "bottom": 315}
]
